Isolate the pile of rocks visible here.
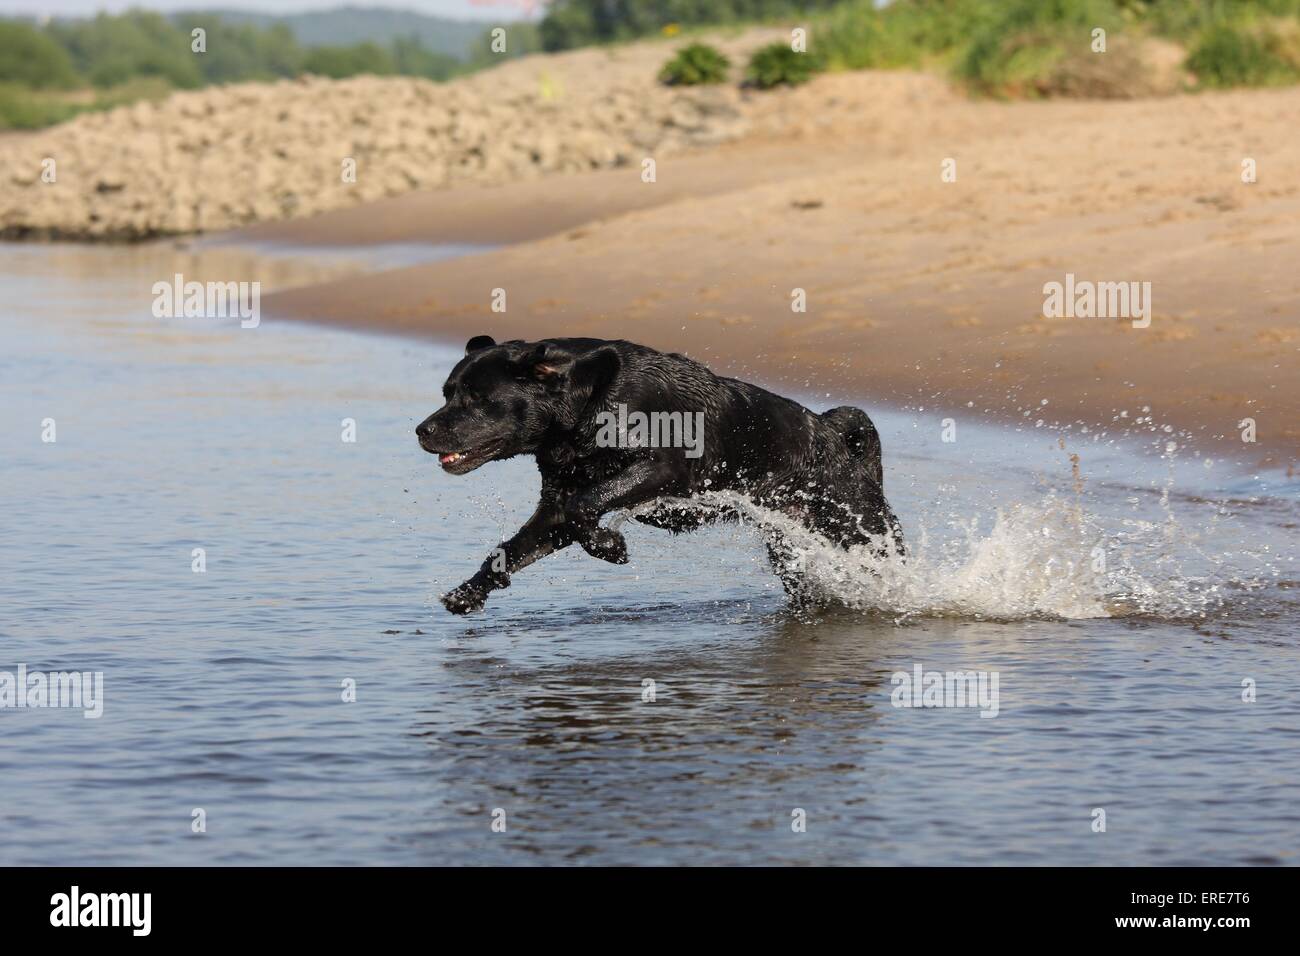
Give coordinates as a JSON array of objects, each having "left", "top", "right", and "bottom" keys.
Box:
[{"left": 1, "top": 29, "right": 784, "bottom": 240}]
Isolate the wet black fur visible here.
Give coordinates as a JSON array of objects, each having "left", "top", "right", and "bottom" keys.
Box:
[{"left": 416, "top": 336, "right": 903, "bottom": 614}]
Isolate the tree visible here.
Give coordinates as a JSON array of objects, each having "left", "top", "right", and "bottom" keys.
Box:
[{"left": 0, "top": 20, "right": 81, "bottom": 89}]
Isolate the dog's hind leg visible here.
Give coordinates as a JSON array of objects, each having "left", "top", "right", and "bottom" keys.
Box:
[
  {"left": 633, "top": 499, "right": 713, "bottom": 533},
  {"left": 763, "top": 530, "right": 820, "bottom": 609},
  {"left": 807, "top": 460, "right": 905, "bottom": 558},
  {"left": 820, "top": 406, "right": 884, "bottom": 489}
]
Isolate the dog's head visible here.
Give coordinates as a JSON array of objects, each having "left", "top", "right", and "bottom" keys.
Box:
[{"left": 416, "top": 335, "right": 620, "bottom": 474}]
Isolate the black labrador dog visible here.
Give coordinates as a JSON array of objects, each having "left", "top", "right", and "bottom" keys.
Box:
[{"left": 416, "top": 335, "right": 903, "bottom": 614}]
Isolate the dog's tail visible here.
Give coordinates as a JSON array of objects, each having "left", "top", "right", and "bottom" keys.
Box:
[{"left": 820, "top": 406, "right": 884, "bottom": 488}]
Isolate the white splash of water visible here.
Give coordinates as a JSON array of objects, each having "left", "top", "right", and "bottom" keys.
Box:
[{"left": 631, "top": 484, "right": 1245, "bottom": 623}]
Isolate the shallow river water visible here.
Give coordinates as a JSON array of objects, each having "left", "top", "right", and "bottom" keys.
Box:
[{"left": 1, "top": 242, "right": 1296, "bottom": 865}]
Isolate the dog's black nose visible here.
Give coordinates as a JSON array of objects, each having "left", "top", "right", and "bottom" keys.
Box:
[{"left": 416, "top": 422, "right": 431, "bottom": 440}]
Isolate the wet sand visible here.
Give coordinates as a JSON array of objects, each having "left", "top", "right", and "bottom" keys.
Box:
[{"left": 253, "top": 73, "right": 1300, "bottom": 466}]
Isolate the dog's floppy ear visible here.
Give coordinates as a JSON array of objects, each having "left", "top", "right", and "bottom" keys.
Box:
[
  {"left": 524, "top": 342, "right": 572, "bottom": 382},
  {"left": 524, "top": 343, "right": 620, "bottom": 392},
  {"left": 572, "top": 346, "right": 621, "bottom": 396},
  {"left": 465, "top": 335, "right": 496, "bottom": 355}
]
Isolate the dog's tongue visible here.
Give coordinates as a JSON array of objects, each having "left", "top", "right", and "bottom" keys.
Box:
[{"left": 440, "top": 452, "right": 463, "bottom": 465}]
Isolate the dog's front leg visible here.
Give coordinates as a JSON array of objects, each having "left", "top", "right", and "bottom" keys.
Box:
[
  {"left": 441, "top": 498, "right": 573, "bottom": 615},
  {"left": 441, "top": 461, "right": 679, "bottom": 615}
]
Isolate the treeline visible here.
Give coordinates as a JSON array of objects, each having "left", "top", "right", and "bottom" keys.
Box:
[
  {"left": 0, "top": 10, "right": 541, "bottom": 91},
  {"left": 6, "top": 1, "right": 1299, "bottom": 131},
  {"left": 539, "top": 0, "right": 846, "bottom": 51}
]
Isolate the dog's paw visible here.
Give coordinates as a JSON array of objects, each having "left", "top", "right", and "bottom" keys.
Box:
[
  {"left": 441, "top": 582, "right": 488, "bottom": 615},
  {"left": 580, "top": 526, "right": 629, "bottom": 565}
]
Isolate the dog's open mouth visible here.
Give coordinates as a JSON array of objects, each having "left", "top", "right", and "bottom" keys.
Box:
[{"left": 431, "top": 446, "right": 494, "bottom": 475}]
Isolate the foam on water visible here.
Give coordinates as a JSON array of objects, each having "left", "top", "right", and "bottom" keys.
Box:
[{"left": 631, "top": 450, "right": 1285, "bottom": 623}]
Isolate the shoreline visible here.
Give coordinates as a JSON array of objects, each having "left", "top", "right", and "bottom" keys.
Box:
[
  {"left": 11, "top": 68, "right": 1295, "bottom": 468},
  {"left": 271, "top": 307, "right": 1295, "bottom": 484},
  {"left": 249, "top": 78, "right": 1299, "bottom": 468},
  {"left": 257, "top": 263, "right": 1294, "bottom": 472}
]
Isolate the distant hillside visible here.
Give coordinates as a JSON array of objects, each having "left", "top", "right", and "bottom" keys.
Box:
[{"left": 190, "top": 5, "right": 492, "bottom": 59}]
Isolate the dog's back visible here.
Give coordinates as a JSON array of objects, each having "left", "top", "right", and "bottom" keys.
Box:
[{"left": 572, "top": 340, "right": 888, "bottom": 500}]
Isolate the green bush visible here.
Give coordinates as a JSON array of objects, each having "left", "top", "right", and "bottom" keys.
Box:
[
  {"left": 48, "top": 10, "right": 203, "bottom": 89},
  {"left": 391, "top": 36, "right": 461, "bottom": 81},
  {"left": 171, "top": 18, "right": 305, "bottom": 84},
  {"left": 1141, "top": 0, "right": 1300, "bottom": 40},
  {"left": 659, "top": 43, "right": 730, "bottom": 86},
  {"left": 0, "top": 77, "right": 174, "bottom": 131},
  {"left": 0, "top": 21, "right": 80, "bottom": 89},
  {"left": 746, "top": 42, "right": 823, "bottom": 89},
  {"left": 818, "top": 0, "right": 999, "bottom": 71},
  {"left": 955, "top": 0, "right": 1124, "bottom": 97},
  {"left": 812, "top": 0, "right": 1300, "bottom": 98},
  {"left": 302, "top": 42, "right": 396, "bottom": 79},
  {"left": 0, "top": 82, "right": 81, "bottom": 128},
  {"left": 1187, "top": 19, "right": 1300, "bottom": 88},
  {"left": 538, "top": 1, "right": 598, "bottom": 53}
]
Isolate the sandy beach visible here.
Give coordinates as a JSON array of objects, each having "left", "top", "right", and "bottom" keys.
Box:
[
  {"left": 247, "top": 70, "right": 1299, "bottom": 467},
  {"left": 6, "top": 27, "right": 1296, "bottom": 467}
]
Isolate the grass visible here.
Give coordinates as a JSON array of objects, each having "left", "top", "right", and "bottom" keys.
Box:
[
  {"left": 0, "top": 77, "right": 172, "bottom": 130},
  {"left": 1187, "top": 17, "right": 1300, "bottom": 87},
  {"left": 816, "top": 0, "right": 1000, "bottom": 71},
  {"left": 811, "top": 0, "right": 1300, "bottom": 98},
  {"left": 0, "top": 84, "right": 82, "bottom": 129},
  {"left": 955, "top": 0, "right": 1127, "bottom": 97}
]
